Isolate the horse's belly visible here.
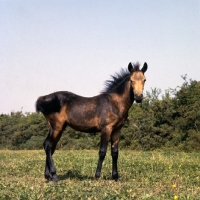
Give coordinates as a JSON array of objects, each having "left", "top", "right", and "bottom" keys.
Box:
[{"left": 67, "top": 117, "right": 100, "bottom": 133}]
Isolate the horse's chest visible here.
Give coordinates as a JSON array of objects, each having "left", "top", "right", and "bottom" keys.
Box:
[
  {"left": 117, "top": 116, "right": 127, "bottom": 128},
  {"left": 111, "top": 113, "right": 128, "bottom": 130}
]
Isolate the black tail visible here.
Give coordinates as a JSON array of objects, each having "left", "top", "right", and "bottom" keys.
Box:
[{"left": 36, "top": 93, "right": 61, "bottom": 115}]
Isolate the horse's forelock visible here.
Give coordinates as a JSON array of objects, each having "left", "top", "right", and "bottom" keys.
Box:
[{"left": 133, "top": 63, "right": 140, "bottom": 72}]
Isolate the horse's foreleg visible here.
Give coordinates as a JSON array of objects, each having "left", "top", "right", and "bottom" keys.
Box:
[
  {"left": 111, "top": 130, "right": 120, "bottom": 181},
  {"left": 94, "top": 129, "right": 111, "bottom": 179}
]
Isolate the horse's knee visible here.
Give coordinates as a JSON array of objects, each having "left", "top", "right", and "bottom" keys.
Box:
[
  {"left": 99, "top": 149, "right": 106, "bottom": 160},
  {"left": 111, "top": 149, "right": 118, "bottom": 159}
]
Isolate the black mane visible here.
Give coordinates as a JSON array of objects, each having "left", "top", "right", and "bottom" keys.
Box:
[
  {"left": 102, "top": 63, "right": 140, "bottom": 94},
  {"left": 102, "top": 68, "right": 130, "bottom": 94}
]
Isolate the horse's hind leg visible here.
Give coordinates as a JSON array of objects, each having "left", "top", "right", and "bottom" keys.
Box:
[
  {"left": 44, "top": 124, "right": 66, "bottom": 182},
  {"left": 111, "top": 130, "right": 120, "bottom": 181},
  {"left": 44, "top": 131, "right": 51, "bottom": 180}
]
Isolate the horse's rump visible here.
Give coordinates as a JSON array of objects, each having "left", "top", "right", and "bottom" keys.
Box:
[{"left": 36, "top": 92, "right": 61, "bottom": 114}]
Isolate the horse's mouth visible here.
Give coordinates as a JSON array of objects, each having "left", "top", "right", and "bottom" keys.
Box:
[
  {"left": 135, "top": 99, "right": 142, "bottom": 103},
  {"left": 134, "top": 93, "right": 143, "bottom": 103}
]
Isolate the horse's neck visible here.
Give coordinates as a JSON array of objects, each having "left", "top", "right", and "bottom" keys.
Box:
[
  {"left": 122, "top": 80, "right": 134, "bottom": 110},
  {"left": 112, "top": 80, "right": 134, "bottom": 114}
]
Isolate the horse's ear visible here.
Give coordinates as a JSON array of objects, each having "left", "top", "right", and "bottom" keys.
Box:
[
  {"left": 128, "top": 62, "right": 133, "bottom": 72},
  {"left": 141, "top": 62, "right": 148, "bottom": 73}
]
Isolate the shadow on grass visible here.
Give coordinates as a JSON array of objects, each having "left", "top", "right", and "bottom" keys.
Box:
[
  {"left": 58, "top": 170, "right": 116, "bottom": 181},
  {"left": 58, "top": 170, "right": 94, "bottom": 181}
]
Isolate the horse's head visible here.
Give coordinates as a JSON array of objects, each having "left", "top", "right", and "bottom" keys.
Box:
[{"left": 128, "top": 62, "right": 148, "bottom": 103}]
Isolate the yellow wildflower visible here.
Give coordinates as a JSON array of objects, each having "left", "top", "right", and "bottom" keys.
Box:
[
  {"left": 172, "top": 184, "right": 176, "bottom": 188},
  {"left": 174, "top": 195, "right": 178, "bottom": 200}
]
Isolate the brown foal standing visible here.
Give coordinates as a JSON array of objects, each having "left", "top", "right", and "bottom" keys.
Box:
[{"left": 36, "top": 62, "right": 148, "bottom": 182}]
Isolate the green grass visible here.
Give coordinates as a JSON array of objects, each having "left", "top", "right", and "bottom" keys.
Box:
[{"left": 0, "top": 150, "right": 200, "bottom": 199}]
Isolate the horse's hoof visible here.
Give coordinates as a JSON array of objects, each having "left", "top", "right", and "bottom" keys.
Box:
[
  {"left": 45, "top": 173, "right": 59, "bottom": 182},
  {"left": 49, "top": 176, "right": 59, "bottom": 182},
  {"left": 113, "top": 176, "right": 120, "bottom": 182},
  {"left": 112, "top": 173, "right": 119, "bottom": 181},
  {"left": 94, "top": 175, "right": 100, "bottom": 181}
]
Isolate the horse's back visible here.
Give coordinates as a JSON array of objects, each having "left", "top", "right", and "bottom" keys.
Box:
[
  {"left": 59, "top": 91, "right": 125, "bottom": 132},
  {"left": 60, "top": 91, "right": 105, "bottom": 132}
]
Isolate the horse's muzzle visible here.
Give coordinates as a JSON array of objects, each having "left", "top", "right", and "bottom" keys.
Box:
[{"left": 134, "top": 93, "right": 143, "bottom": 103}]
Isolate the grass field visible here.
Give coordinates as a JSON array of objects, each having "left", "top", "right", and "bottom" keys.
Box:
[{"left": 0, "top": 150, "right": 200, "bottom": 199}]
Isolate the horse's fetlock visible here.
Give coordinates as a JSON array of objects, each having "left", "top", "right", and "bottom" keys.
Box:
[{"left": 49, "top": 165, "right": 56, "bottom": 174}]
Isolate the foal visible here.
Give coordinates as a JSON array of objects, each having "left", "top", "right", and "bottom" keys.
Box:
[{"left": 36, "top": 62, "right": 148, "bottom": 181}]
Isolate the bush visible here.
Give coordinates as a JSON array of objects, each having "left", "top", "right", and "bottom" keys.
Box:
[{"left": 0, "top": 79, "right": 199, "bottom": 151}]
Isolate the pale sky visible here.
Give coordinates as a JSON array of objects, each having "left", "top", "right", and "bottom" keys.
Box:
[{"left": 0, "top": 1, "right": 200, "bottom": 114}]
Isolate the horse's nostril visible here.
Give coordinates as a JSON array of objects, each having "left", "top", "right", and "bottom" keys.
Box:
[{"left": 135, "top": 93, "right": 143, "bottom": 99}]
